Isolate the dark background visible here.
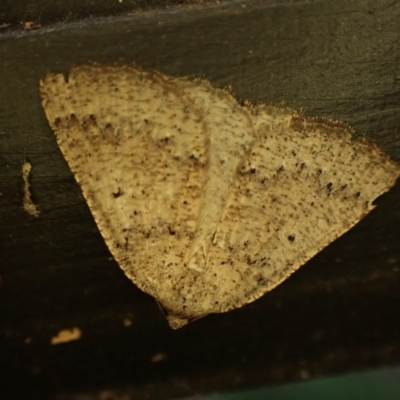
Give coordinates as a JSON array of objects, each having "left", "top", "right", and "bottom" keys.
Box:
[{"left": 1, "top": 0, "right": 400, "bottom": 399}]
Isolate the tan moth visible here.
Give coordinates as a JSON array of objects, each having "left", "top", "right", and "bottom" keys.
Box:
[{"left": 40, "top": 64, "right": 400, "bottom": 329}]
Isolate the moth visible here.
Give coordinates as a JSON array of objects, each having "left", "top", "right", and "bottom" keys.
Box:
[{"left": 40, "top": 64, "right": 400, "bottom": 329}]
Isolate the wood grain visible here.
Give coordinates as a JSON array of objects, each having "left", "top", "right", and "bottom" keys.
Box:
[{"left": 0, "top": 0, "right": 399, "bottom": 398}]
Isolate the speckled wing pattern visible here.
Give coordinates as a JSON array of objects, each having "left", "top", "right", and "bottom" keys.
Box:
[{"left": 40, "top": 64, "right": 400, "bottom": 329}]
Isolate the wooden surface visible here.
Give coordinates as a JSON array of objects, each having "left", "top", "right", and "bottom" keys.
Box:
[
  {"left": 0, "top": 0, "right": 218, "bottom": 27},
  {"left": 1, "top": 0, "right": 400, "bottom": 398}
]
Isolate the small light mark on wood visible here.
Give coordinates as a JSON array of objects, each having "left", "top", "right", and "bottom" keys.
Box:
[
  {"left": 123, "top": 317, "right": 133, "bottom": 327},
  {"left": 50, "top": 327, "right": 82, "bottom": 345},
  {"left": 22, "top": 161, "right": 40, "bottom": 217},
  {"left": 151, "top": 352, "right": 167, "bottom": 363}
]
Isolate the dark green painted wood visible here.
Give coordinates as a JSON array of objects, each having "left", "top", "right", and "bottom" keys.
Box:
[
  {"left": 0, "top": 0, "right": 219, "bottom": 28},
  {"left": 0, "top": 0, "right": 400, "bottom": 398}
]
